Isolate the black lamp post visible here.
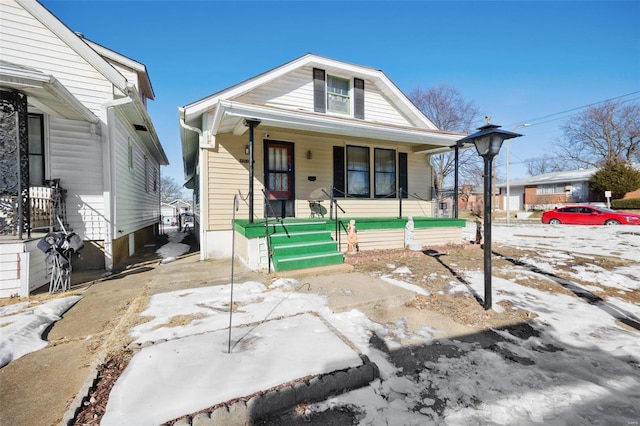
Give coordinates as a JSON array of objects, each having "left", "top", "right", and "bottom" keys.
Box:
[{"left": 457, "top": 123, "right": 522, "bottom": 309}]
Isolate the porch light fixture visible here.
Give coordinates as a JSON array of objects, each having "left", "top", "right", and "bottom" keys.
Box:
[
  {"left": 245, "top": 145, "right": 249, "bottom": 155},
  {"left": 457, "top": 121, "right": 522, "bottom": 310},
  {"left": 306, "top": 150, "right": 312, "bottom": 160}
]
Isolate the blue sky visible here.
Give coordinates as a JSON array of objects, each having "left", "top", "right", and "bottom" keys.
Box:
[{"left": 41, "top": 0, "right": 640, "bottom": 193}]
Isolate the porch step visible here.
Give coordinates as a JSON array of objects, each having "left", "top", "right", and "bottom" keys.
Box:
[
  {"left": 269, "top": 230, "right": 332, "bottom": 244},
  {"left": 268, "top": 222, "right": 343, "bottom": 272},
  {"left": 272, "top": 252, "right": 345, "bottom": 272},
  {"left": 267, "top": 221, "right": 327, "bottom": 233},
  {"left": 271, "top": 240, "right": 338, "bottom": 258}
]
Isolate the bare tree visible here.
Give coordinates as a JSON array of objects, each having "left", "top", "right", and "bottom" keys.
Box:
[
  {"left": 559, "top": 100, "right": 640, "bottom": 168},
  {"left": 160, "top": 174, "right": 184, "bottom": 202},
  {"left": 408, "top": 84, "right": 480, "bottom": 196},
  {"left": 524, "top": 154, "right": 565, "bottom": 176}
]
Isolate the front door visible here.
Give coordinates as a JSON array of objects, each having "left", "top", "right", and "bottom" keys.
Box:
[{"left": 264, "top": 140, "right": 294, "bottom": 218}]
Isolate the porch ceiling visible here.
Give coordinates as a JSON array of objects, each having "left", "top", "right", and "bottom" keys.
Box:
[{"left": 0, "top": 60, "right": 98, "bottom": 123}]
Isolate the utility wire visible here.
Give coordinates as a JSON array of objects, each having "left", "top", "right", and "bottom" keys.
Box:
[{"left": 505, "top": 91, "right": 640, "bottom": 129}]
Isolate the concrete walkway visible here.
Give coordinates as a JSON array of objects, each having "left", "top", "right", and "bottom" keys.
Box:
[{"left": 0, "top": 230, "right": 470, "bottom": 425}]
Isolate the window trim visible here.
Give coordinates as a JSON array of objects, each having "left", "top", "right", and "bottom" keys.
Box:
[
  {"left": 326, "top": 74, "right": 351, "bottom": 115},
  {"left": 374, "top": 148, "right": 396, "bottom": 198},
  {"left": 346, "top": 145, "right": 370, "bottom": 198},
  {"left": 27, "top": 113, "right": 45, "bottom": 186}
]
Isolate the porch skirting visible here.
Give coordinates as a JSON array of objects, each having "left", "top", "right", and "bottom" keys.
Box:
[{"left": 205, "top": 217, "right": 466, "bottom": 272}]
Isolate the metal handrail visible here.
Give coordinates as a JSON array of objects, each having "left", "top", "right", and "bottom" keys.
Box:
[
  {"left": 322, "top": 187, "right": 346, "bottom": 251},
  {"left": 261, "top": 189, "right": 287, "bottom": 274}
]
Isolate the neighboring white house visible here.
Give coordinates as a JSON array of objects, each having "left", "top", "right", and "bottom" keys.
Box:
[
  {"left": 0, "top": 0, "right": 168, "bottom": 297},
  {"left": 160, "top": 200, "right": 192, "bottom": 225},
  {"left": 179, "top": 54, "right": 466, "bottom": 270}
]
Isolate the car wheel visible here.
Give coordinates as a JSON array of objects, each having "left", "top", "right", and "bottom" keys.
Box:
[
  {"left": 604, "top": 219, "right": 620, "bottom": 225},
  {"left": 549, "top": 218, "right": 561, "bottom": 225}
]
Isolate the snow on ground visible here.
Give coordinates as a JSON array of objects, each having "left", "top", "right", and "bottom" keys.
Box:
[
  {"left": 0, "top": 296, "right": 81, "bottom": 368},
  {"left": 2, "top": 223, "right": 640, "bottom": 424},
  {"left": 156, "top": 225, "right": 191, "bottom": 262}
]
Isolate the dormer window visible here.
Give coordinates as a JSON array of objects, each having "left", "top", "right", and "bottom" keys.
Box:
[
  {"left": 327, "top": 75, "right": 350, "bottom": 114},
  {"left": 313, "top": 68, "right": 365, "bottom": 119}
]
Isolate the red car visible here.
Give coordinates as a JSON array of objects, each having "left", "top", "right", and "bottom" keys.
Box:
[{"left": 541, "top": 205, "right": 640, "bottom": 225}]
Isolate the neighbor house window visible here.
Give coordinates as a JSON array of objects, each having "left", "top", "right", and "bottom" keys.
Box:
[
  {"left": 28, "top": 114, "right": 45, "bottom": 186},
  {"left": 346, "top": 145, "right": 369, "bottom": 197},
  {"left": 327, "top": 75, "right": 350, "bottom": 114},
  {"left": 536, "top": 183, "right": 564, "bottom": 195},
  {"left": 374, "top": 148, "right": 396, "bottom": 197}
]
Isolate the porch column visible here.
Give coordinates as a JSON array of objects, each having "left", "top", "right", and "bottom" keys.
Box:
[
  {"left": 243, "top": 118, "right": 260, "bottom": 223},
  {"left": 453, "top": 143, "right": 460, "bottom": 219}
]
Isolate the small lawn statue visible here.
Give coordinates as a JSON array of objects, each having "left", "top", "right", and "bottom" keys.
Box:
[{"left": 346, "top": 219, "right": 359, "bottom": 253}]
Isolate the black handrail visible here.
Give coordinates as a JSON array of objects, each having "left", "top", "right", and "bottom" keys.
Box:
[
  {"left": 322, "top": 187, "right": 346, "bottom": 251},
  {"left": 261, "top": 188, "right": 284, "bottom": 274}
]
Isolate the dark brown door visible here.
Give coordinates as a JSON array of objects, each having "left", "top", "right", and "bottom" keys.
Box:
[{"left": 264, "top": 141, "right": 294, "bottom": 217}]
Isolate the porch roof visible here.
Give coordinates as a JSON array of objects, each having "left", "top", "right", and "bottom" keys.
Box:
[
  {"left": 0, "top": 60, "right": 98, "bottom": 123},
  {"left": 180, "top": 100, "right": 464, "bottom": 182}
]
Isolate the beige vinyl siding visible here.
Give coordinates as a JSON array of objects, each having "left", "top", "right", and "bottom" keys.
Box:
[
  {"left": 206, "top": 135, "right": 265, "bottom": 231},
  {"left": 48, "top": 116, "right": 106, "bottom": 239},
  {"left": 0, "top": 0, "right": 114, "bottom": 114},
  {"left": 113, "top": 110, "right": 161, "bottom": 235},
  {"left": 207, "top": 129, "right": 434, "bottom": 227},
  {"left": 234, "top": 65, "right": 414, "bottom": 127}
]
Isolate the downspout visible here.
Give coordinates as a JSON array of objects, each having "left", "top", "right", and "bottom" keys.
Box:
[
  {"left": 179, "top": 117, "right": 207, "bottom": 261},
  {"left": 101, "top": 96, "right": 133, "bottom": 270}
]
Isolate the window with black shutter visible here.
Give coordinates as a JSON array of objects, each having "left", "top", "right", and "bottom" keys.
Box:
[
  {"left": 332, "top": 146, "right": 345, "bottom": 197},
  {"left": 354, "top": 78, "right": 364, "bottom": 119},
  {"left": 313, "top": 68, "right": 326, "bottom": 113},
  {"left": 399, "top": 152, "right": 408, "bottom": 198}
]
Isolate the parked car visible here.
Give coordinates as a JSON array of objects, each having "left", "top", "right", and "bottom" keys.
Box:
[{"left": 541, "top": 205, "right": 640, "bottom": 225}]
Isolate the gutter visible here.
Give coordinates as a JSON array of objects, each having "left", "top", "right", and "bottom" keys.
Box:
[{"left": 179, "top": 116, "right": 207, "bottom": 261}]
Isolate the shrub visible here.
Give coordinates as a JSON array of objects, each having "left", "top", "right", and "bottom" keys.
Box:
[
  {"left": 589, "top": 163, "right": 640, "bottom": 199},
  {"left": 611, "top": 198, "right": 640, "bottom": 209}
]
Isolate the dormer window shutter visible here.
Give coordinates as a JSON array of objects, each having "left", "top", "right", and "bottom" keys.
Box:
[
  {"left": 313, "top": 68, "right": 326, "bottom": 113},
  {"left": 354, "top": 78, "right": 364, "bottom": 119}
]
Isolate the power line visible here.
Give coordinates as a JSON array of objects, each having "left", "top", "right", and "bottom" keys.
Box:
[{"left": 505, "top": 91, "right": 640, "bottom": 129}]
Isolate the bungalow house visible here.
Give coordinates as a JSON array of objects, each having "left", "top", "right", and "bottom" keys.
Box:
[
  {"left": 179, "top": 54, "right": 466, "bottom": 271},
  {"left": 0, "top": 0, "right": 168, "bottom": 297}
]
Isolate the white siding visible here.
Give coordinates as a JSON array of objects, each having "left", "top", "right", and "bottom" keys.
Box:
[
  {"left": 113, "top": 110, "right": 161, "bottom": 235},
  {"left": 0, "top": 240, "right": 47, "bottom": 297},
  {"left": 48, "top": 116, "right": 106, "bottom": 239},
  {"left": 0, "top": 0, "right": 114, "bottom": 114},
  {"left": 234, "top": 65, "right": 414, "bottom": 127}
]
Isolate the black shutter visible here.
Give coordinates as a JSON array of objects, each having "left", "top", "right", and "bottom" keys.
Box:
[
  {"left": 333, "top": 146, "right": 345, "bottom": 197},
  {"left": 354, "top": 78, "right": 364, "bottom": 119},
  {"left": 399, "top": 152, "right": 408, "bottom": 198},
  {"left": 313, "top": 68, "right": 326, "bottom": 113}
]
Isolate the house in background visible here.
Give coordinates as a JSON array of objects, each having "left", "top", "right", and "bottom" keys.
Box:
[
  {"left": 160, "top": 200, "right": 192, "bottom": 225},
  {"left": 180, "top": 53, "right": 466, "bottom": 271},
  {"left": 496, "top": 168, "right": 598, "bottom": 211},
  {"left": 0, "top": 0, "right": 168, "bottom": 297}
]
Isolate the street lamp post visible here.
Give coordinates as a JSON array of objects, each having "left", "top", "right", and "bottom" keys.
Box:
[
  {"left": 506, "top": 123, "right": 529, "bottom": 224},
  {"left": 457, "top": 122, "right": 522, "bottom": 309}
]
